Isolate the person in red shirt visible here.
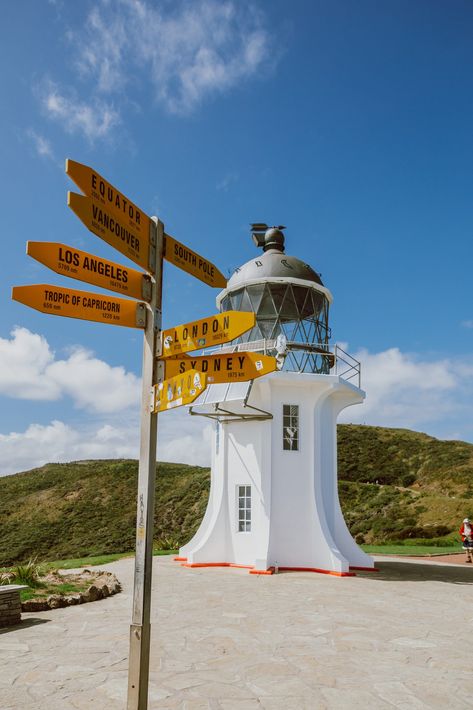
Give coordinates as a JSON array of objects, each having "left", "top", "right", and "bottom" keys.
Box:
[{"left": 459, "top": 518, "right": 473, "bottom": 563}]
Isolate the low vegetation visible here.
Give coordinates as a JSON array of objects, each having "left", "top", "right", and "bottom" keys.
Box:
[
  {"left": 0, "top": 425, "right": 471, "bottom": 565},
  {"left": 0, "top": 558, "right": 89, "bottom": 602}
]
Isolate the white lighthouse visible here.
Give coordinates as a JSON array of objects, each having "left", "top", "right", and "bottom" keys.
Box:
[{"left": 179, "top": 225, "right": 374, "bottom": 575}]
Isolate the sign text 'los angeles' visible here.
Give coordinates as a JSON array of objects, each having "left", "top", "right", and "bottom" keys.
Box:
[{"left": 27, "top": 242, "right": 151, "bottom": 302}]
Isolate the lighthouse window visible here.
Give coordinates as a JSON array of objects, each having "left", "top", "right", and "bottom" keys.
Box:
[
  {"left": 283, "top": 404, "right": 299, "bottom": 451},
  {"left": 237, "top": 485, "right": 251, "bottom": 532}
]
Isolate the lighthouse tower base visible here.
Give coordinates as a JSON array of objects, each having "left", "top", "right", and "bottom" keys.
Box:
[{"left": 180, "top": 373, "right": 374, "bottom": 575}]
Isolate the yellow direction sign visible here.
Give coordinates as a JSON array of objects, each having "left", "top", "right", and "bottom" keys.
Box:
[
  {"left": 164, "top": 234, "right": 226, "bottom": 289},
  {"left": 161, "top": 311, "right": 255, "bottom": 358},
  {"left": 152, "top": 370, "right": 206, "bottom": 412},
  {"left": 12, "top": 284, "right": 147, "bottom": 329},
  {"left": 164, "top": 351, "right": 277, "bottom": 384},
  {"left": 68, "top": 192, "right": 152, "bottom": 273},
  {"left": 66, "top": 159, "right": 150, "bottom": 246},
  {"left": 27, "top": 242, "right": 151, "bottom": 302}
]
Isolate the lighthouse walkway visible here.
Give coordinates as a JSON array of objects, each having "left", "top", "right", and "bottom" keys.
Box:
[{"left": 1, "top": 554, "right": 471, "bottom": 709}]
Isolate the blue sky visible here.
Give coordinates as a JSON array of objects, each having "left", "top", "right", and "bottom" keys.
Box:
[{"left": 0, "top": 0, "right": 472, "bottom": 474}]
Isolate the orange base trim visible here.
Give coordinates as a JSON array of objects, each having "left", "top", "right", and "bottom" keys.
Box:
[
  {"left": 177, "top": 561, "right": 354, "bottom": 577},
  {"left": 278, "top": 566, "right": 355, "bottom": 577},
  {"left": 349, "top": 565, "right": 379, "bottom": 572},
  {"left": 181, "top": 562, "right": 253, "bottom": 570}
]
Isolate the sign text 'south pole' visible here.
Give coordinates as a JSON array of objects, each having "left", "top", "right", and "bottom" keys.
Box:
[{"left": 127, "top": 217, "right": 164, "bottom": 709}]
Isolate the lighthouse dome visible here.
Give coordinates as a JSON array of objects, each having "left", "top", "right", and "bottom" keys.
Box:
[
  {"left": 216, "top": 225, "right": 333, "bottom": 374},
  {"left": 226, "top": 248, "right": 324, "bottom": 290}
]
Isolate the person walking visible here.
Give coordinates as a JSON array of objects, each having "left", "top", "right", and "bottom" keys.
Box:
[{"left": 459, "top": 518, "right": 473, "bottom": 563}]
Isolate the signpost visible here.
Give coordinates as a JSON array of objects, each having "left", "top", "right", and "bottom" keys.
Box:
[
  {"left": 127, "top": 217, "right": 162, "bottom": 710},
  {"left": 152, "top": 370, "right": 206, "bottom": 412},
  {"left": 66, "top": 158, "right": 150, "bottom": 245},
  {"left": 68, "top": 192, "right": 154, "bottom": 273},
  {"left": 164, "top": 351, "right": 278, "bottom": 384},
  {"left": 27, "top": 242, "right": 151, "bottom": 302},
  {"left": 12, "top": 284, "right": 147, "bottom": 329},
  {"left": 12, "top": 156, "right": 279, "bottom": 710},
  {"left": 160, "top": 311, "right": 255, "bottom": 358},
  {"left": 164, "top": 233, "right": 227, "bottom": 288}
]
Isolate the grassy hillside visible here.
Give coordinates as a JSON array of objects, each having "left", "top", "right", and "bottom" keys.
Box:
[
  {"left": 0, "top": 425, "right": 472, "bottom": 565},
  {"left": 338, "top": 425, "right": 473, "bottom": 545},
  {"left": 0, "top": 460, "right": 210, "bottom": 566}
]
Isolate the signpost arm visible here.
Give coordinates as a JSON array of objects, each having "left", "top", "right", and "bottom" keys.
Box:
[{"left": 127, "top": 217, "right": 164, "bottom": 710}]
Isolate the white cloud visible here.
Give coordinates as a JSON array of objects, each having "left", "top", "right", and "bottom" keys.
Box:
[
  {"left": 158, "top": 412, "right": 212, "bottom": 465},
  {"left": 0, "top": 328, "right": 60, "bottom": 400},
  {"left": 461, "top": 320, "right": 473, "bottom": 329},
  {"left": 0, "top": 420, "right": 139, "bottom": 476},
  {"left": 2, "top": 330, "right": 472, "bottom": 477},
  {"left": 0, "top": 327, "right": 211, "bottom": 475},
  {"left": 41, "top": 80, "right": 119, "bottom": 141},
  {"left": 0, "top": 410, "right": 211, "bottom": 477},
  {"left": 72, "top": 0, "right": 272, "bottom": 115},
  {"left": 217, "top": 171, "right": 239, "bottom": 191},
  {"left": 339, "top": 346, "right": 473, "bottom": 434},
  {"left": 27, "top": 129, "right": 55, "bottom": 160},
  {"left": 0, "top": 327, "right": 139, "bottom": 412}
]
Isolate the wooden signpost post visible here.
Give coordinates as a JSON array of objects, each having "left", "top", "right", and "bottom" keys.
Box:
[{"left": 12, "top": 157, "right": 278, "bottom": 710}]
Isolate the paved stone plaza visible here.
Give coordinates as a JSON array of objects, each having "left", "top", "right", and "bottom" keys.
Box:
[{"left": 1, "top": 555, "right": 472, "bottom": 709}]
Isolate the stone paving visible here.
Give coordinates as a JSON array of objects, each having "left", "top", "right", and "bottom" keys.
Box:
[{"left": 1, "top": 555, "right": 473, "bottom": 709}]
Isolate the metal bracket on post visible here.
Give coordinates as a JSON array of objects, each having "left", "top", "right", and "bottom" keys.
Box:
[
  {"left": 127, "top": 217, "right": 164, "bottom": 710},
  {"left": 155, "top": 308, "right": 163, "bottom": 358},
  {"left": 141, "top": 274, "right": 152, "bottom": 303},
  {"left": 135, "top": 303, "right": 147, "bottom": 329},
  {"left": 156, "top": 359, "right": 165, "bottom": 383}
]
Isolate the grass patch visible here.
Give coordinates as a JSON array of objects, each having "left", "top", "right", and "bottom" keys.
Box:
[
  {"left": 362, "top": 544, "right": 463, "bottom": 556},
  {"left": 19, "top": 579, "right": 89, "bottom": 602},
  {"left": 34, "top": 549, "right": 178, "bottom": 573},
  {"left": 46, "top": 552, "right": 134, "bottom": 570}
]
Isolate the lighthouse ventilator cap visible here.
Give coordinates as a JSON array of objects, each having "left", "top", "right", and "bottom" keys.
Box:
[{"left": 464, "top": 518, "right": 470, "bottom": 523}]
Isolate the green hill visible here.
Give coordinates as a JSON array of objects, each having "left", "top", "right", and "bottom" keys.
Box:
[{"left": 0, "top": 424, "right": 472, "bottom": 565}]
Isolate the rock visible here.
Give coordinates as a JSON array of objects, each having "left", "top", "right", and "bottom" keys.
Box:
[
  {"left": 101, "top": 585, "right": 110, "bottom": 598},
  {"left": 47, "top": 595, "right": 67, "bottom": 609},
  {"left": 85, "top": 585, "right": 103, "bottom": 602},
  {"left": 64, "top": 595, "right": 80, "bottom": 605},
  {"left": 21, "top": 599, "right": 49, "bottom": 612}
]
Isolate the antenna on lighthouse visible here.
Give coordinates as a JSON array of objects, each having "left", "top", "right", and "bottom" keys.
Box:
[{"left": 251, "top": 223, "right": 286, "bottom": 252}]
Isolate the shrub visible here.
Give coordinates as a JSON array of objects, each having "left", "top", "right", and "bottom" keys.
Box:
[{"left": 11, "top": 558, "right": 44, "bottom": 587}]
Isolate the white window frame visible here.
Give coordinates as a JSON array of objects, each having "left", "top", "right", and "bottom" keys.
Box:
[
  {"left": 283, "top": 404, "right": 300, "bottom": 451},
  {"left": 237, "top": 484, "right": 251, "bottom": 533}
]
